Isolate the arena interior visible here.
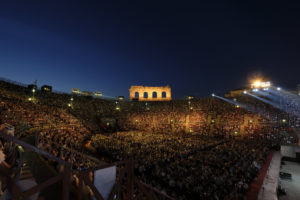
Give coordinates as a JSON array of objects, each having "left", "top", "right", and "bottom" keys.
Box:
[{"left": 0, "top": 78, "right": 299, "bottom": 200}]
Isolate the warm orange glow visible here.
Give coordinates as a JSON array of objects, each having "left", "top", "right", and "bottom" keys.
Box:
[
  {"left": 251, "top": 79, "right": 271, "bottom": 88},
  {"left": 253, "top": 80, "right": 261, "bottom": 88}
]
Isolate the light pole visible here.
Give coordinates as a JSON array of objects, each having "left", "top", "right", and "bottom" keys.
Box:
[{"left": 32, "top": 88, "right": 36, "bottom": 102}]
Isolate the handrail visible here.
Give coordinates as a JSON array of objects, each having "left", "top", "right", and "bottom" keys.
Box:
[
  {"left": 0, "top": 131, "right": 69, "bottom": 166},
  {"left": 0, "top": 131, "right": 71, "bottom": 200},
  {"left": 78, "top": 158, "right": 176, "bottom": 200}
]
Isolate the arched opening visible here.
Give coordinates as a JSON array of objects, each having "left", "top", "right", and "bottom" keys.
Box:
[
  {"left": 135, "top": 92, "right": 139, "bottom": 98},
  {"left": 144, "top": 92, "right": 148, "bottom": 98},
  {"left": 162, "top": 91, "right": 167, "bottom": 98},
  {"left": 152, "top": 91, "right": 157, "bottom": 98}
]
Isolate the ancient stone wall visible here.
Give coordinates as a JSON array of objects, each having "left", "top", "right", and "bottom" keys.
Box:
[{"left": 129, "top": 85, "right": 172, "bottom": 101}]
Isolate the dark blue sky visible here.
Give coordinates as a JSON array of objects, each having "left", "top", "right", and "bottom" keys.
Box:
[{"left": 1, "top": 1, "right": 300, "bottom": 98}]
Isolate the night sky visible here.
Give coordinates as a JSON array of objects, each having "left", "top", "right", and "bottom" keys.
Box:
[{"left": 1, "top": 1, "right": 300, "bottom": 98}]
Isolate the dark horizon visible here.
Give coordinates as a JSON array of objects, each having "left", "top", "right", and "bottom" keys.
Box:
[{"left": 1, "top": 1, "right": 300, "bottom": 98}]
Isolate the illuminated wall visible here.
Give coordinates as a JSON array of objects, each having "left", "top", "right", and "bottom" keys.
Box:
[{"left": 129, "top": 85, "right": 172, "bottom": 101}]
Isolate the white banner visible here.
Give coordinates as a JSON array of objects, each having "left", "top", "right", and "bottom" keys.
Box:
[{"left": 94, "top": 166, "right": 116, "bottom": 200}]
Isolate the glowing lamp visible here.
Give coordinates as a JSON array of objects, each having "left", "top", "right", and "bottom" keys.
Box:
[
  {"left": 212, "top": 93, "right": 215, "bottom": 97},
  {"left": 243, "top": 90, "right": 247, "bottom": 94},
  {"left": 253, "top": 81, "right": 261, "bottom": 88},
  {"left": 277, "top": 87, "right": 281, "bottom": 91}
]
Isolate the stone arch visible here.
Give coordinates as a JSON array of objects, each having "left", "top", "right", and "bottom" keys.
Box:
[
  {"left": 129, "top": 85, "right": 171, "bottom": 101},
  {"left": 143, "top": 92, "right": 148, "bottom": 98},
  {"left": 152, "top": 91, "right": 157, "bottom": 98}
]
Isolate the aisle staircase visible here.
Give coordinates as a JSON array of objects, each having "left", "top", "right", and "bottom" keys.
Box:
[{"left": 19, "top": 161, "right": 35, "bottom": 181}]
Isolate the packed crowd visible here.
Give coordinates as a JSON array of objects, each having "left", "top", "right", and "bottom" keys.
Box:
[
  {"left": 0, "top": 79, "right": 299, "bottom": 199},
  {"left": 0, "top": 83, "right": 100, "bottom": 173}
]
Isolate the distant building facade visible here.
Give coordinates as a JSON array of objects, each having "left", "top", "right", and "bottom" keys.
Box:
[
  {"left": 41, "top": 85, "right": 52, "bottom": 92},
  {"left": 94, "top": 91, "right": 103, "bottom": 98},
  {"left": 72, "top": 88, "right": 81, "bottom": 95},
  {"left": 129, "top": 85, "right": 171, "bottom": 101},
  {"left": 82, "top": 91, "right": 93, "bottom": 97}
]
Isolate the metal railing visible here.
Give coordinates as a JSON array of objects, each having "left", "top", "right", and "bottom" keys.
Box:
[
  {"left": 78, "top": 158, "right": 176, "bottom": 200},
  {"left": 0, "top": 131, "right": 71, "bottom": 200}
]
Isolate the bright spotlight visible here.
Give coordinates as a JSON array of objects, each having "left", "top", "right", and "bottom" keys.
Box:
[
  {"left": 243, "top": 90, "right": 247, "bottom": 94},
  {"left": 253, "top": 81, "right": 261, "bottom": 88},
  {"left": 212, "top": 93, "right": 215, "bottom": 97},
  {"left": 252, "top": 89, "right": 258, "bottom": 92},
  {"left": 277, "top": 87, "right": 281, "bottom": 91}
]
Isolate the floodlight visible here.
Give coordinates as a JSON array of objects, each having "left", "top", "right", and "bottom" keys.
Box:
[
  {"left": 253, "top": 81, "right": 261, "bottom": 88},
  {"left": 277, "top": 87, "right": 281, "bottom": 91},
  {"left": 243, "top": 90, "right": 247, "bottom": 94},
  {"left": 212, "top": 93, "right": 215, "bottom": 97}
]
